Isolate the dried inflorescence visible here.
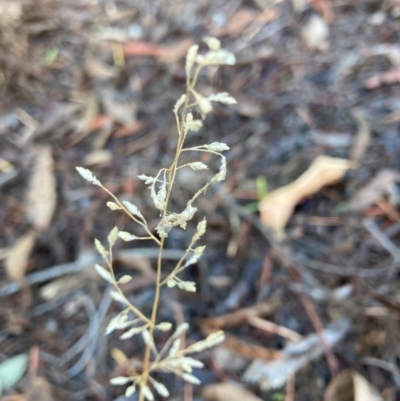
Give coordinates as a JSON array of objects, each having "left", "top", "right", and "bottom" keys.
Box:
[{"left": 76, "top": 37, "right": 236, "bottom": 401}]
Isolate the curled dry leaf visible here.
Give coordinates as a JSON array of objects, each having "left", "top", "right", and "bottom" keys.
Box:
[
  {"left": 345, "top": 170, "right": 400, "bottom": 212},
  {"left": 243, "top": 319, "right": 351, "bottom": 390},
  {"left": 158, "top": 38, "right": 196, "bottom": 64},
  {"left": 363, "top": 68, "right": 400, "bottom": 89},
  {"left": 324, "top": 369, "right": 383, "bottom": 401},
  {"left": 259, "top": 156, "right": 351, "bottom": 238},
  {"left": 26, "top": 146, "right": 56, "bottom": 231},
  {"left": 350, "top": 107, "right": 371, "bottom": 166},
  {"left": 216, "top": 8, "right": 259, "bottom": 37},
  {"left": 203, "top": 383, "right": 263, "bottom": 401},
  {"left": 83, "top": 149, "right": 113, "bottom": 166},
  {"left": 5, "top": 231, "right": 37, "bottom": 283}
]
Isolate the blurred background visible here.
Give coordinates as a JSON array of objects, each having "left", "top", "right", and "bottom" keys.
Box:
[{"left": 1, "top": 0, "right": 400, "bottom": 400}]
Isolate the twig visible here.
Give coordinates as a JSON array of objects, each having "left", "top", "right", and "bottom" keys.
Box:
[
  {"left": 363, "top": 218, "right": 400, "bottom": 260},
  {"left": 285, "top": 374, "right": 295, "bottom": 401},
  {"left": 294, "top": 285, "right": 339, "bottom": 377},
  {"left": 0, "top": 248, "right": 184, "bottom": 297},
  {"left": 66, "top": 292, "right": 112, "bottom": 378},
  {"left": 248, "top": 316, "right": 303, "bottom": 343},
  {"left": 363, "top": 218, "right": 400, "bottom": 277}
]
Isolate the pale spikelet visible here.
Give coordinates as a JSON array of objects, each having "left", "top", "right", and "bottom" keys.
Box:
[
  {"left": 187, "top": 330, "right": 225, "bottom": 353},
  {"left": 163, "top": 202, "right": 197, "bottom": 230},
  {"left": 94, "top": 238, "right": 109, "bottom": 259},
  {"left": 118, "top": 231, "right": 139, "bottom": 241},
  {"left": 167, "top": 278, "right": 176, "bottom": 288},
  {"left": 165, "top": 356, "right": 203, "bottom": 373},
  {"left": 107, "top": 201, "right": 122, "bottom": 210},
  {"left": 108, "top": 226, "right": 119, "bottom": 247},
  {"left": 125, "top": 385, "right": 136, "bottom": 397},
  {"left": 204, "top": 142, "right": 230, "bottom": 152},
  {"left": 151, "top": 181, "right": 167, "bottom": 210},
  {"left": 177, "top": 280, "right": 196, "bottom": 292},
  {"left": 185, "top": 45, "right": 198, "bottom": 78},
  {"left": 188, "top": 162, "right": 208, "bottom": 170},
  {"left": 203, "top": 36, "right": 221, "bottom": 51},
  {"left": 193, "top": 245, "right": 206, "bottom": 255},
  {"left": 173, "top": 322, "right": 189, "bottom": 338},
  {"left": 181, "top": 373, "right": 201, "bottom": 385},
  {"left": 204, "top": 330, "right": 225, "bottom": 347},
  {"left": 94, "top": 263, "right": 113, "bottom": 284},
  {"left": 120, "top": 325, "right": 147, "bottom": 339},
  {"left": 110, "top": 376, "right": 131, "bottom": 385},
  {"left": 153, "top": 380, "right": 169, "bottom": 397},
  {"left": 212, "top": 156, "right": 227, "bottom": 183},
  {"left": 182, "top": 357, "right": 204, "bottom": 369},
  {"left": 179, "top": 202, "right": 197, "bottom": 229},
  {"left": 184, "top": 253, "right": 201, "bottom": 267},
  {"left": 141, "top": 385, "right": 154, "bottom": 401},
  {"left": 191, "top": 90, "right": 213, "bottom": 114},
  {"left": 156, "top": 222, "right": 169, "bottom": 238},
  {"left": 208, "top": 92, "right": 237, "bottom": 105},
  {"left": 169, "top": 338, "right": 181, "bottom": 357},
  {"left": 186, "top": 119, "right": 203, "bottom": 132},
  {"left": 122, "top": 200, "right": 144, "bottom": 219},
  {"left": 105, "top": 311, "right": 128, "bottom": 334},
  {"left": 194, "top": 218, "right": 207, "bottom": 241},
  {"left": 76, "top": 166, "right": 101, "bottom": 186},
  {"left": 118, "top": 275, "right": 132, "bottom": 284},
  {"left": 110, "top": 290, "right": 128, "bottom": 306},
  {"left": 156, "top": 322, "right": 172, "bottom": 331},
  {"left": 142, "top": 329, "right": 153, "bottom": 347},
  {"left": 138, "top": 174, "right": 156, "bottom": 185},
  {"left": 197, "top": 49, "right": 236, "bottom": 66},
  {"left": 174, "top": 94, "right": 187, "bottom": 115}
]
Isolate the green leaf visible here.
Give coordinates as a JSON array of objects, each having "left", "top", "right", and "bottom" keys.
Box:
[
  {"left": 0, "top": 353, "right": 28, "bottom": 393},
  {"left": 256, "top": 175, "right": 268, "bottom": 200}
]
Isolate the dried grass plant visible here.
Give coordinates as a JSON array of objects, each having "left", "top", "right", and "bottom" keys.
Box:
[{"left": 76, "top": 37, "right": 236, "bottom": 401}]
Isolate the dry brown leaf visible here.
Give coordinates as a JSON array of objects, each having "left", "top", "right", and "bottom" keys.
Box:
[
  {"left": 75, "top": 93, "right": 99, "bottom": 138},
  {"left": 350, "top": 108, "right": 371, "bottom": 165},
  {"left": 122, "top": 40, "right": 164, "bottom": 57},
  {"left": 324, "top": 369, "right": 383, "bottom": 401},
  {"left": 0, "top": 0, "right": 22, "bottom": 28},
  {"left": 39, "top": 274, "right": 86, "bottom": 300},
  {"left": 363, "top": 68, "right": 400, "bottom": 89},
  {"left": 26, "top": 146, "right": 56, "bottom": 231},
  {"left": 5, "top": 230, "right": 36, "bottom": 283},
  {"left": 217, "top": 8, "right": 259, "bottom": 37},
  {"left": 158, "top": 38, "right": 196, "bottom": 64},
  {"left": 101, "top": 89, "right": 136, "bottom": 125},
  {"left": 243, "top": 319, "right": 351, "bottom": 390},
  {"left": 84, "top": 57, "right": 118, "bottom": 79},
  {"left": 83, "top": 149, "right": 112, "bottom": 166},
  {"left": 345, "top": 170, "right": 400, "bottom": 212},
  {"left": 259, "top": 156, "right": 351, "bottom": 238},
  {"left": 203, "top": 383, "right": 263, "bottom": 401},
  {"left": 201, "top": 299, "right": 282, "bottom": 361}
]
